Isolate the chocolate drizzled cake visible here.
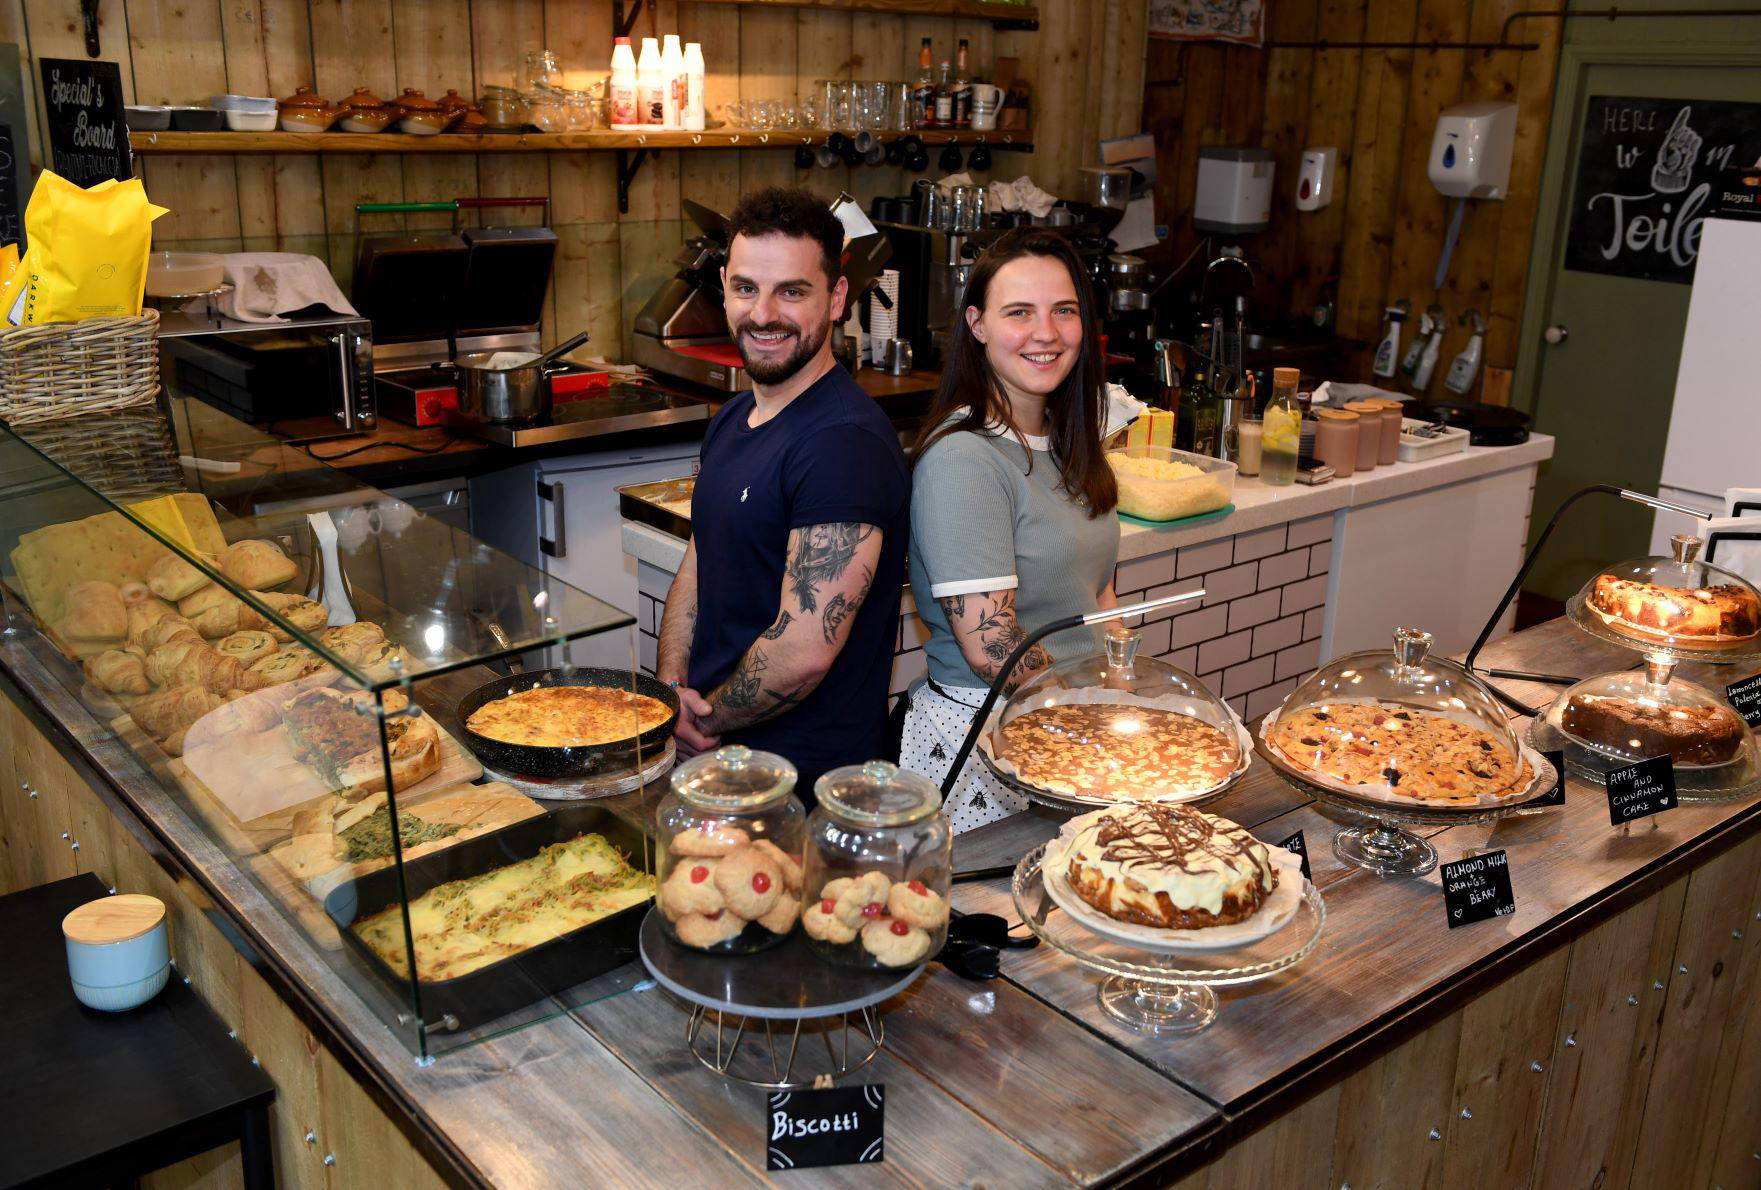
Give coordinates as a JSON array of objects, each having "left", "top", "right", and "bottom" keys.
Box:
[{"left": 1064, "top": 804, "right": 1278, "bottom": 929}]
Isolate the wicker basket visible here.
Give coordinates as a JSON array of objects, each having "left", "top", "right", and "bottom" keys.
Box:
[
  {"left": 0, "top": 311, "right": 162, "bottom": 427},
  {"left": 10, "top": 406, "right": 184, "bottom": 502}
]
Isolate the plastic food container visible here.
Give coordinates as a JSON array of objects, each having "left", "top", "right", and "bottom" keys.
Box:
[
  {"left": 145, "top": 251, "right": 226, "bottom": 298},
  {"left": 167, "top": 106, "right": 225, "bottom": 131},
  {"left": 801, "top": 761, "right": 951, "bottom": 969},
  {"left": 124, "top": 105, "right": 172, "bottom": 131},
  {"left": 1108, "top": 444, "right": 1236, "bottom": 522},
  {"left": 224, "top": 108, "right": 278, "bottom": 131},
  {"left": 654, "top": 745, "right": 806, "bottom": 954}
]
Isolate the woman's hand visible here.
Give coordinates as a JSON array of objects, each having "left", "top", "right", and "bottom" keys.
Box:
[{"left": 674, "top": 686, "right": 721, "bottom": 757}]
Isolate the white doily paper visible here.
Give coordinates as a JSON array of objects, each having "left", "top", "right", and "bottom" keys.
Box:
[{"left": 1041, "top": 808, "right": 1308, "bottom": 954}]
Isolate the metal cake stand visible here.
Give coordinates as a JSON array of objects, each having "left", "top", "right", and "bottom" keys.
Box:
[
  {"left": 637, "top": 911, "right": 924, "bottom": 1089},
  {"left": 1252, "top": 735, "right": 1562, "bottom": 879},
  {"left": 1012, "top": 843, "right": 1324, "bottom": 1036}
]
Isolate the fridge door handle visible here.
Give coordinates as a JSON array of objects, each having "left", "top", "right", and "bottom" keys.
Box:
[{"left": 538, "top": 478, "right": 567, "bottom": 558}]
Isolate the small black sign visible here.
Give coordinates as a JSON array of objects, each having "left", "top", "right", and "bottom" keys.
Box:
[
  {"left": 1718, "top": 168, "right": 1761, "bottom": 223},
  {"left": 1564, "top": 96, "right": 1761, "bottom": 284},
  {"left": 1441, "top": 849, "right": 1516, "bottom": 929},
  {"left": 38, "top": 57, "right": 131, "bottom": 186},
  {"left": 766, "top": 1084, "right": 884, "bottom": 1171},
  {"left": 1277, "top": 829, "right": 1312, "bottom": 882},
  {"left": 1606, "top": 754, "right": 1677, "bottom": 825},
  {"left": 1533, "top": 750, "right": 1567, "bottom": 807},
  {"left": 1725, "top": 671, "right": 1761, "bottom": 728},
  {"left": 0, "top": 123, "right": 20, "bottom": 249}
]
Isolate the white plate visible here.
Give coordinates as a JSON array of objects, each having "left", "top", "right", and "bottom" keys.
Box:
[{"left": 1041, "top": 810, "right": 1309, "bottom": 954}]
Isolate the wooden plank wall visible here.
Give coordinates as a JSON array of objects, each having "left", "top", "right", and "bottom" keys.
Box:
[
  {"left": 1171, "top": 829, "right": 1761, "bottom": 1190},
  {"left": 1141, "top": 1, "right": 1563, "bottom": 401},
  {"left": 0, "top": 0, "right": 1147, "bottom": 361}
]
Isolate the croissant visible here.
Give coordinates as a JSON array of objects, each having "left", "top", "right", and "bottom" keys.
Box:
[
  {"left": 126, "top": 598, "right": 182, "bottom": 646},
  {"left": 85, "top": 649, "right": 150, "bottom": 695},
  {"left": 145, "top": 639, "right": 207, "bottom": 688},
  {"left": 141, "top": 614, "right": 203, "bottom": 653},
  {"left": 132, "top": 684, "right": 224, "bottom": 741}
]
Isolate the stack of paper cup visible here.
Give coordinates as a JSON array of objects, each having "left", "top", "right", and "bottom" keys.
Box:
[{"left": 869, "top": 269, "right": 900, "bottom": 363}]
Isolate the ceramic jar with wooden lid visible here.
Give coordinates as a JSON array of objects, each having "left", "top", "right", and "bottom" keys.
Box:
[
  {"left": 63, "top": 894, "right": 170, "bottom": 1012},
  {"left": 1368, "top": 399, "right": 1404, "bottom": 465},
  {"left": 1314, "top": 408, "right": 1361, "bottom": 478},
  {"left": 1343, "top": 400, "right": 1385, "bottom": 472}
]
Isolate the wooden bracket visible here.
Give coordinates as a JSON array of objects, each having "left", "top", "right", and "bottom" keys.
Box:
[
  {"left": 616, "top": 148, "right": 650, "bottom": 215},
  {"left": 612, "top": 0, "right": 646, "bottom": 40}
]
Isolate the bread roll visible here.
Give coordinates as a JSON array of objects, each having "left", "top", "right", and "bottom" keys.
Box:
[
  {"left": 118, "top": 581, "right": 152, "bottom": 606},
  {"left": 85, "top": 649, "right": 150, "bottom": 695},
  {"left": 147, "top": 553, "right": 211, "bottom": 602},
  {"left": 219, "top": 539, "right": 299, "bottom": 591},
  {"left": 58, "top": 581, "right": 128, "bottom": 644},
  {"left": 178, "top": 583, "right": 234, "bottom": 620},
  {"left": 255, "top": 591, "right": 327, "bottom": 642}
]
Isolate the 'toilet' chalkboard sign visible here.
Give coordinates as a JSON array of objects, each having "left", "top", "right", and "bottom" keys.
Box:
[
  {"left": 38, "top": 57, "right": 131, "bottom": 186},
  {"left": 1564, "top": 96, "right": 1761, "bottom": 285}
]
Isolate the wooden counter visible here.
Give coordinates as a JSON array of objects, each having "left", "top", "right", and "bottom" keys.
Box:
[{"left": 1, "top": 617, "right": 1757, "bottom": 1188}]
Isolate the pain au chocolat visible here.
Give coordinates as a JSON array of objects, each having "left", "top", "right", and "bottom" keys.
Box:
[{"left": 1064, "top": 804, "right": 1278, "bottom": 930}]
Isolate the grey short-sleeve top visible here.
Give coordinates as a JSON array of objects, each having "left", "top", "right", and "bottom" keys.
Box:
[{"left": 909, "top": 426, "right": 1120, "bottom": 689}]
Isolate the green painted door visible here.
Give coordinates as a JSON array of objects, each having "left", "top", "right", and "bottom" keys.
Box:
[{"left": 1516, "top": 51, "right": 1761, "bottom": 601}]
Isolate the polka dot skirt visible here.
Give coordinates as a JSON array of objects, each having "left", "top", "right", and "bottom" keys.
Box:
[{"left": 900, "top": 679, "right": 1027, "bottom": 835}]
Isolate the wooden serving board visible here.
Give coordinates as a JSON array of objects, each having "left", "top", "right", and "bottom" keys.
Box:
[
  {"left": 168, "top": 711, "right": 484, "bottom": 853},
  {"left": 265, "top": 781, "right": 545, "bottom": 889}
]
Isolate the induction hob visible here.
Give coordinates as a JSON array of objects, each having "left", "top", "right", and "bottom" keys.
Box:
[{"left": 445, "top": 383, "right": 710, "bottom": 447}]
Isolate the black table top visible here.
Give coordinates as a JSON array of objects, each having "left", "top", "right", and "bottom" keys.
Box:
[{"left": 0, "top": 875, "right": 274, "bottom": 1189}]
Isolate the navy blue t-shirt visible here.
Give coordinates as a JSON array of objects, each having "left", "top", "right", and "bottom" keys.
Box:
[{"left": 688, "top": 365, "right": 910, "bottom": 781}]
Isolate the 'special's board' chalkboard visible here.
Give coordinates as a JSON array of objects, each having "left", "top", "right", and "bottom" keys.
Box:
[
  {"left": 38, "top": 57, "right": 130, "bottom": 186},
  {"left": 1564, "top": 96, "right": 1761, "bottom": 285}
]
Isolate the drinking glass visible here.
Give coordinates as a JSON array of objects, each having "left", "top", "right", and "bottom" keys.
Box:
[{"left": 888, "top": 82, "right": 913, "bottom": 131}]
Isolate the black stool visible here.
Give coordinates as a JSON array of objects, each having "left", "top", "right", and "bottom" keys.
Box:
[{"left": 0, "top": 874, "right": 275, "bottom": 1189}]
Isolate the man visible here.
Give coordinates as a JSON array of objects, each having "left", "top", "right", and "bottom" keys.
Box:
[{"left": 656, "top": 187, "right": 910, "bottom": 793}]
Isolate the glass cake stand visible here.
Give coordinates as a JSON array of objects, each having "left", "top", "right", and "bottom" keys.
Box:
[
  {"left": 1563, "top": 535, "right": 1761, "bottom": 668},
  {"left": 1565, "top": 592, "right": 1761, "bottom": 667},
  {"left": 976, "top": 740, "right": 1252, "bottom": 816},
  {"left": 1527, "top": 699, "right": 1761, "bottom": 803},
  {"left": 1011, "top": 842, "right": 1324, "bottom": 1036}
]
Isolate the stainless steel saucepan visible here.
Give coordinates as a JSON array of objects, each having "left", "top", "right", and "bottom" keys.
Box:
[{"left": 456, "top": 329, "right": 590, "bottom": 423}]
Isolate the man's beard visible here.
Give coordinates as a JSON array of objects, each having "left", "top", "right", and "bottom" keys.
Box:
[{"left": 734, "top": 318, "right": 830, "bottom": 384}]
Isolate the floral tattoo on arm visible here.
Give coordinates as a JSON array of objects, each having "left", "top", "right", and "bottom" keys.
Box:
[{"left": 937, "top": 589, "right": 1050, "bottom": 693}]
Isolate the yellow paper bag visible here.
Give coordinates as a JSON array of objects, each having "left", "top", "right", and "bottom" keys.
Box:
[{"left": 18, "top": 171, "right": 169, "bottom": 324}]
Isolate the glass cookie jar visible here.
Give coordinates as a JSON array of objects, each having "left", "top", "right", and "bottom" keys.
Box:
[
  {"left": 801, "top": 761, "right": 952, "bottom": 970},
  {"left": 655, "top": 745, "right": 806, "bottom": 954}
]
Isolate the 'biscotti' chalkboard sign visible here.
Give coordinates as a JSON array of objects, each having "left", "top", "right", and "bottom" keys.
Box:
[
  {"left": 1606, "top": 754, "right": 1677, "bottom": 825},
  {"left": 39, "top": 57, "right": 130, "bottom": 185},
  {"left": 767, "top": 1084, "right": 884, "bottom": 1171},
  {"left": 1564, "top": 96, "right": 1761, "bottom": 285}
]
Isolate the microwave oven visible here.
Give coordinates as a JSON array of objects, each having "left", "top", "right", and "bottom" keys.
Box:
[{"left": 155, "top": 310, "right": 375, "bottom": 435}]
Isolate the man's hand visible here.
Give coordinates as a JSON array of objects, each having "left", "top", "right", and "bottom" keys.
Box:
[{"left": 674, "top": 686, "right": 721, "bottom": 757}]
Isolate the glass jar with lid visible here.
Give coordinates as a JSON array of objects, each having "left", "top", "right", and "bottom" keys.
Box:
[
  {"left": 801, "top": 761, "right": 952, "bottom": 970},
  {"left": 1552, "top": 661, "right": 1753, "bottom": 770},
  {"left": 655, "top": 745, "right": 806, "bottom": 954}
]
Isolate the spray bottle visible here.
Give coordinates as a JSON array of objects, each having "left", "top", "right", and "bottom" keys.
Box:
[
  {"left": 1412, "top": 304, "right": 1446, "bottom": 391},
  {"left": 1372, "top": 300, "right": 1409, "bottom": 378},
  {"left": 1444, "top": 307, "right": 1486, "bottom": 395},
  {"left": 1400, "top": 306, "right": 1431, "bottom": 376}
]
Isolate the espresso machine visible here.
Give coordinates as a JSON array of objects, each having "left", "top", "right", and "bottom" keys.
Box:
[{"left": 632, "top": 197, "right": 894, "bottom": 392}]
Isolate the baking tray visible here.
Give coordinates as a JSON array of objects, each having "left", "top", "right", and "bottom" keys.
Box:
[
  {"left": 618, "top": 475, "right": 696, "bottom": 541},
  {"left": 324, "top": 802, "right": 654, "bottom": 1033}
]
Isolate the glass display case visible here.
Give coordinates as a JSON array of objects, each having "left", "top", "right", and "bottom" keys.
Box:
[
  {"left": 0, "top": 398, "right": 665, "bottom": 1059},
  {"left": 977, "top": 624, "right": 1250, "bottom": 811}
]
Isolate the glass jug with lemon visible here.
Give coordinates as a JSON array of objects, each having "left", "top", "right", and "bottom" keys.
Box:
[{"left": 1260, "top": 366, "right": 1302, "bottom": 486}]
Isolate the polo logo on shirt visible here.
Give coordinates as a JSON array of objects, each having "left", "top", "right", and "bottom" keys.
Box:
[{"left": 741, "top": 486, "right": 750, "bottom": 502}]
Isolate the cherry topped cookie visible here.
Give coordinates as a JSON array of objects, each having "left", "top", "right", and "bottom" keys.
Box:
[
  {"left": 713, "top": 844, "right": 784, "bottom": 919},
  {"left": 671, "top": 822, "right": 752, "bottom": 858},
  {"left": 803, "top": 895, "right": 857, "bottom": 944},
  {"left": 659, "top": 857, "right": 724, "bottom": 920},
  {"left": 831, "top": 871, "right": 893, "bottom": 929},
  {"left": 887, "top": 879, "right": 949, "bottom": 931},
  {"left": 860, "top": 917, "right": 932, "bottom": 967}
]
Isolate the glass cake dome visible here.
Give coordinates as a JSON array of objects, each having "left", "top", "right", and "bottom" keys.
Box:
[
  {"left": 1568, "top": 534, "right": 1761, "bottom": 658},
  {"left": 1549, "top": 660, "right": 1754, "bottom": 769},
  {"left": 984, "top": 624, "right": 1245, "bottom": 806},
  {"left": 1260, "top": 626, "right": 1525, "bottom": 805}
]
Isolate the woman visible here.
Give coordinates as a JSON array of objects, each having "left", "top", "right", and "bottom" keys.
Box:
[{"left": 902, "top": 228, "right": 1130, "bottom": 833}]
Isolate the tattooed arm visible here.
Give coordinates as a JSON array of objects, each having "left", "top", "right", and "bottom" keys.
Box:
[
  {"left": 699, "top": 522, "right": 884, "bottom": 736},
  {"left": 936, "top": 588, "right": 1052, "bottom": 695}
]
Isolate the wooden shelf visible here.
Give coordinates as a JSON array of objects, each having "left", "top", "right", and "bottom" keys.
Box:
[
  {"left": 682, "top": 0, "right": 1037, "bottom": 29},
  {"left": 129, "top": 127, "right": 1034, "bottom": 155}
]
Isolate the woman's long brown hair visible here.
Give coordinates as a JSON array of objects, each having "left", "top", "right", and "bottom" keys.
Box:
[{"left": 910, "top": 228, "right": 1117, "bottom": 516}]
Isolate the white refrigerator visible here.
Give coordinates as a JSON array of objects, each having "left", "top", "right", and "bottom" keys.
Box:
[{"left": 1650, "top": 214, "right": 1761, "bottom": 557}]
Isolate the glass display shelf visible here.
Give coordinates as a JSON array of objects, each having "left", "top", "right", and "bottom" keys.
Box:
[{"left": 0, "top": 402, "right": 668, "bottom": 1061}]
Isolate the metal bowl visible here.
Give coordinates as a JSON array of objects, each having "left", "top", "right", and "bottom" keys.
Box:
[{"left": 456, "top": 667, "right": 679, "bottom": 779}]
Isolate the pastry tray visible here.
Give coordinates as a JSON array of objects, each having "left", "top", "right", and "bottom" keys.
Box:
[
  {"left": 325, "top": 802, "right": 654, "bottom": 1034},
  {"left": 1566, "top": 590, "right": 1761, "bottom": 665},
  {"left": 1527, "top": 700, "right": 1761, "bottom": 802},
  {"left": 618, "top": 476, "right": 696, "bottom": 541}
]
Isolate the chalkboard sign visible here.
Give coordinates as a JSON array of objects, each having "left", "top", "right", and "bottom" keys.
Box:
[
  {"left": 1534, "top": 750, "right": 1567, "bottom": 808},
  {"left": 1564, "top": 96, "right": 1761, "bottom": 285},
  {"left": 766, "top": 1084, "right": 884, "bottom": 1171},
  {"left": 0, "top": 123, "right": 20, "bottom": 249},
  {"left": 1276, "top": 829, "right": 1312, "bottom": 882},
  {"left": 38, "top": 57, "right": 130, "bottom": 186},
  {"left": 1441, "top": 849, "right": 1516, "bottom": 929},
  {"left": 1606, "top": 754, "right": 1677, "bottom": 825},
  {"left": 1726, "top": 672, "right": 1761, "bottom": 727}
]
